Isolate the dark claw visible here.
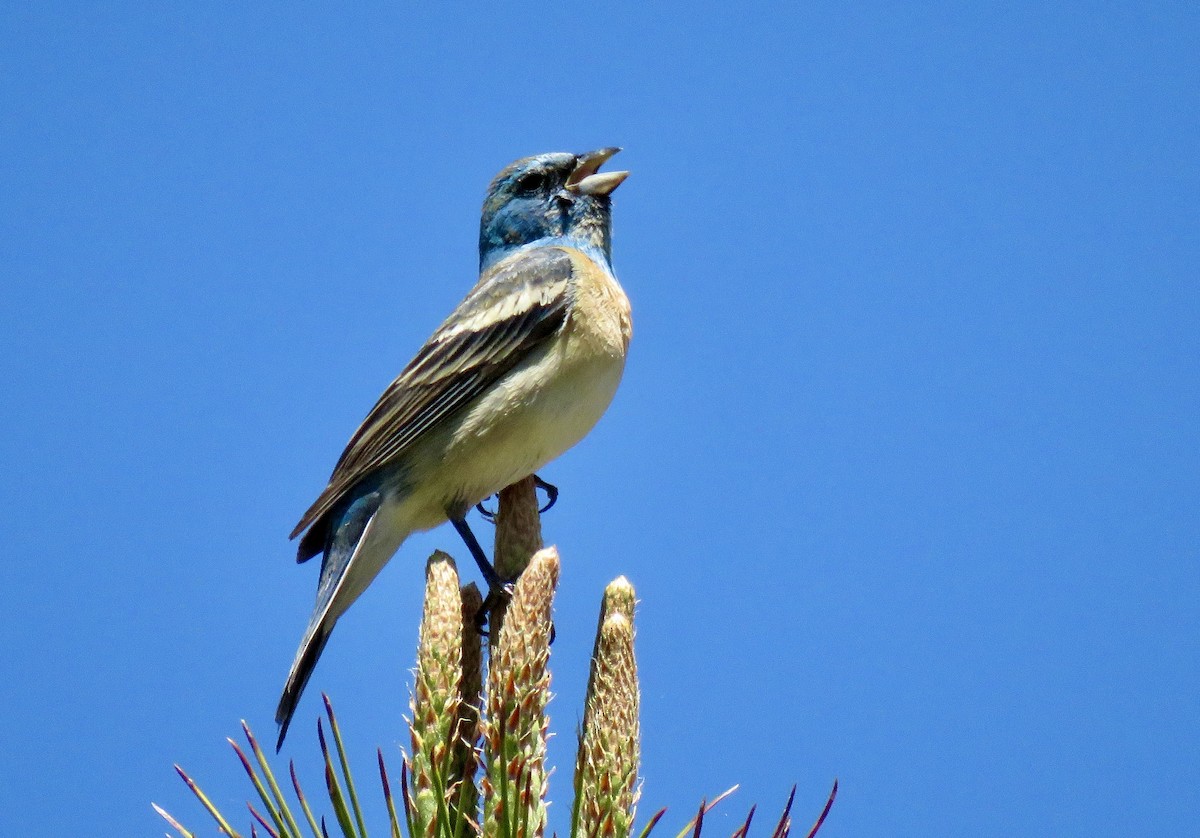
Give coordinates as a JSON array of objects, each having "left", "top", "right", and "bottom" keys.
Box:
[
  {"left": 475, "top": 496, "right": 497, "bottom": 522},
  {"left": 473, "top": 602, "right": 556, "bottom": 645},
  {"left": 533, "top": 475, "right": 559, "bottom": 513},
  {"left": 476, "top": 475, "right": 556, "bottom": 521},
  {"left": 473, "top": 584, "right": 515, "bottom": 636}
]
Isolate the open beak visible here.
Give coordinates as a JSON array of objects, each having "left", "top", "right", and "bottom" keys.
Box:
[{"left": 566, "top": 147, "right": 629, "bottom": 196}]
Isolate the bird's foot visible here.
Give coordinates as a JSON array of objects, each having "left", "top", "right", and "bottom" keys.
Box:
[
  {"left": 475, "top": 475, "right": 559, "bottom": 522},
  {"left": 473, "top": 585, "right": 556, "bottom": 645},
  {"left": 533, "top": 475, "right": 559, "bottom": 513},
  {"left": 473, "top": 582, "right": 515, "bottom": 635}
]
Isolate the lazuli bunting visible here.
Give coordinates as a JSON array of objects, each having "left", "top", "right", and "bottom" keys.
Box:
[{"left": 275, "top": 148, "right": 631, "bottom": 747}]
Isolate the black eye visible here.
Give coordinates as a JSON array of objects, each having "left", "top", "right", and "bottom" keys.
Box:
[{"left": 515, "top": 171, "right": 547, "bottom": 194}]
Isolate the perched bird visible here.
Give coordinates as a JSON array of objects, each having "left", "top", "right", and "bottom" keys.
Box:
[{"left": 275, "top": 148, "right": 632, "bottom": 748}]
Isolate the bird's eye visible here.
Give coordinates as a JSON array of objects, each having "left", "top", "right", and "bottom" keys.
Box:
[{"left": 515, "top": 171, "right": 547, "bottom": 194}]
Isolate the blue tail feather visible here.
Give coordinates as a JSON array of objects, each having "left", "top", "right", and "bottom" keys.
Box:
[{"left": 275, "top": 490, "right": 383, "bottom": 749}]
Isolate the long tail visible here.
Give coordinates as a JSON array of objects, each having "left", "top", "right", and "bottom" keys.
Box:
[
  {"left": 275, "top": 618, "right": 334, "bottom": 750},
  {"left": 275, "top": 489, "right": 384, "bottom": 751}
]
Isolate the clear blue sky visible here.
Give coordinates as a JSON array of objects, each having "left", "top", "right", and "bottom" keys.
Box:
[{"left": 2, "top": 3, "right": 1196, "bottom": 835}]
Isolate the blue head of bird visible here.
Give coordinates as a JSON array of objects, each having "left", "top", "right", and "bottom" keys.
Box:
[{"left": 479, "top": 148, "right": 629, "bottom": 271}]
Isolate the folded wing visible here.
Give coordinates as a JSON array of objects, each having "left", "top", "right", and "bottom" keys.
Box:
[{"left": 291, "top": 246, "right": 576, "bottom": 557}]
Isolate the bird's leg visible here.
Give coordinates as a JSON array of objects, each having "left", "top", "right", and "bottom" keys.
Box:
[
  {"left": 475, "top": 474, "right": 560, "bottom": 522},
  {"left": 450, "top": 516, "right": 504, "bottom": 591},
  {"left": 450, "top": 515, "right": 513, "bottom": 635}
]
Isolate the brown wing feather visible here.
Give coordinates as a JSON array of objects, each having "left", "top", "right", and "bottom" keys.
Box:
[{"left": 290, "top": 246, "right": 575, "bottom": 542}]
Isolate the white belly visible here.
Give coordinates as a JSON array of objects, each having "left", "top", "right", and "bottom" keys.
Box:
[
  {"left": 396, "top": 332, "right": 626, "bottom": 531},
  {"left": 383, "top": 246, "right": 632, "bottom": 537},
  {"left": 324, "top": 341, "right": 623, "bottom": 617}
]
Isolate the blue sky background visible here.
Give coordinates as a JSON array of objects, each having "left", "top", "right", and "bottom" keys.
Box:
[{"left": 2, "top": 3, "right": 1196, "bottom": 835}]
